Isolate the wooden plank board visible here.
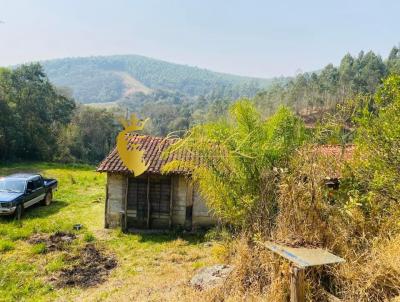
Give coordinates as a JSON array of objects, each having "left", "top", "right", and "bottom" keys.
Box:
[
  {"left": 263, "top": 241, "right": 345, "bottom": 268},
  {"left": 169, "top": 177, "right": 173, "bottom": 228},
  {"left": 123, "top": 176, "right": 128, "bottom": 231}
]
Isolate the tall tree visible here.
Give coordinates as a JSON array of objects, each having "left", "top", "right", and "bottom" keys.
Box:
[{"left": 0, "top": 64, "right": 75, "bottom": 161}]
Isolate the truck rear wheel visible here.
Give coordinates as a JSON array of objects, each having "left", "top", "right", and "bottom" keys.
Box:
[{"left": 43, "top": 191, "right": 52, "bottom": 206}]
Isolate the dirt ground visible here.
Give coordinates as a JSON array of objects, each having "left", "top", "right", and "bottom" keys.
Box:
[
  {"left": 54, "top": 243, "right": 117, "bottom": 288},
  {"left": 28, "top": 231, "right": 76, "bottom": 251},
  {"left": 28, "top": 232, "right": 117, "bottom": 288}
]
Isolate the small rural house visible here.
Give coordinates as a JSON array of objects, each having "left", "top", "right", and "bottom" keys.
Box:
[{"left": 97, "top": 134, "right": 215, "bottom": 230}]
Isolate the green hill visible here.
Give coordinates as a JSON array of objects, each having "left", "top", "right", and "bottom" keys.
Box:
[{"left": 41, "top": 55, "right": 282, "bottom": 104}]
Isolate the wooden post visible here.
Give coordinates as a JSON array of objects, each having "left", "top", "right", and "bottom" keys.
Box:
[
  {"left": 146, "top": 175, "right": 150, "bottom": 229},
  {"left": 123, "top": 176, "right": 128, "bottom": 232},
  {"left": 185, "top": 180, "right": 194, "bottom": 230},
  {"left": 169, "top": 176, "right": 173, "bottom": 229},
  {"left": 290, "top": 266, "right": 305, "bottom": 302}
]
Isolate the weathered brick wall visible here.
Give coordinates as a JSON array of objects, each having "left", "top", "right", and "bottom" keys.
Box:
[{"left": 171, "top": 176, "right": 187, "bottom": 226}]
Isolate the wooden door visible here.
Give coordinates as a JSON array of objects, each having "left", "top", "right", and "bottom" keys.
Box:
[
  {"left": 149, "top": 176, "right": 171, "bottom": 228},
  {"left": 127, "top": 177, "right": 148, "bottom": 228},
  {"left": 127, "top": 175, "right": 171, "bottom": 229}
]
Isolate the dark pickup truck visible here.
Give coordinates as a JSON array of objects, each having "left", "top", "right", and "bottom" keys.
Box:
[{"left": 0, "top": 174, "right": 57, "bottom": 219}]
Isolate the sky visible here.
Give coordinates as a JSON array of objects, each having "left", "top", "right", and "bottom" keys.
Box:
[{"left": 0, "top": 0, "right": 399, "bottom": 78}]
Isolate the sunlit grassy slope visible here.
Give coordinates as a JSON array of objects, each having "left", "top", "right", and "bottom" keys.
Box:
[{"left": 0, "top": 163, "right": 219, "bottom": 302}]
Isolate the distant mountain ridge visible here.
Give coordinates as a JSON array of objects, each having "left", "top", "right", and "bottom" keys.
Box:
[{"left": 41, "top": 55, "right": 284, "bottom": 104}]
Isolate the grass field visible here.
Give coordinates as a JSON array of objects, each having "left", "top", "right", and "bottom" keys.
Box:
[{"left": 0, "top": 163, "right": 221, "bottom": 302}]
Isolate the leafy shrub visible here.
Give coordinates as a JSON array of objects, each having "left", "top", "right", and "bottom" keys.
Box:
[{"left": 164, "top": 99, "right": 306, "bottom": 228}]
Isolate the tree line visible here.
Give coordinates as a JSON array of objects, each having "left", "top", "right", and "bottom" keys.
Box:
[
  {"left": 254, "top": 46, "right": 400, "bottom": 118},
  {"left": 0, "top": 64, "right": 119, "bottom": 163}
]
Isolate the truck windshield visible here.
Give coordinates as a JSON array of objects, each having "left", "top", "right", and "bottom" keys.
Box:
[{"left": 0, "top": 179, "right": 25, "bottom": 193}]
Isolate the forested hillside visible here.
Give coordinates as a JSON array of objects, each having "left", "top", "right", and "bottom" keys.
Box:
[
  {"left": 41, "top": 55, "right": 280, "bottom": 104},
  {"left": 133, "top": 46, "right": 400, "bottom": 137},
  {"left": 254, "top": 47, "right": 400, "bottom": 120},
  {"left": 41, "top": 48, "right": 400, "bottom": 136}
]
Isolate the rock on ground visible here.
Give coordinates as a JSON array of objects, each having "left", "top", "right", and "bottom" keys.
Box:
[{"left": 190, "top": 264, "right": 234, "bottom": 290}]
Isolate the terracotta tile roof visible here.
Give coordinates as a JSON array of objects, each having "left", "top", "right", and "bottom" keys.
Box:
[{"left": 96, "top": 134, "right": 196, "bottom": 175}]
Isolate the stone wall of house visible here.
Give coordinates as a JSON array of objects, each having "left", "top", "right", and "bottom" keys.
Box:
[
  {"left": 106, "top": 173, "right": 126, "bottom": 228},
  {"left": 171, "top": 175, "right": 187, "bottom": 226},
  {"left": 192, "top": 187, "right": 216, "bottom": 228}
]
